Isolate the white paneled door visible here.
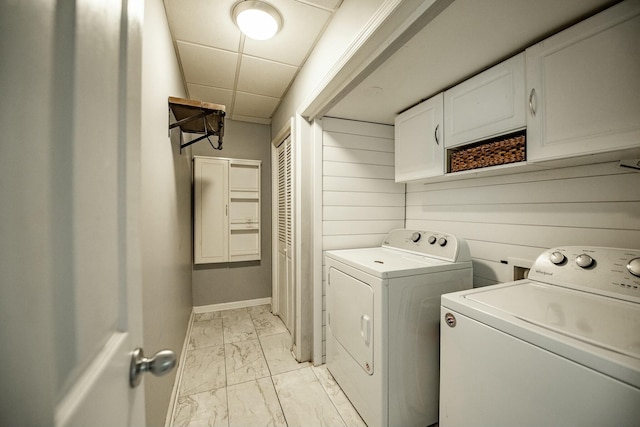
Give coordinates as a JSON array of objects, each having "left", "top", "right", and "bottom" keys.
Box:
[
  {"left": 276, "top": 136, "right": 295, "bottom": 333},
  {"left": 1, "top": 1, "right": 148, "bottom": 426},
  {"left": 54, "top": 1, "right": 148, "bottom": 425}
]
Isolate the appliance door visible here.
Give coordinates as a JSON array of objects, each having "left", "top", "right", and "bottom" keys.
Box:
[
  {"left": 328, "top": 267, "right": 374, "bottom": 374},
  {"left": 439, "top": 307, "right": 640, "bottom": 427}
]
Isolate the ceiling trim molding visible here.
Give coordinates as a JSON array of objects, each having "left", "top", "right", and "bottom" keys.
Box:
[
  {"left": 270, "top": 116, "right": 292, "bottom": 147},
  {"left": 299, "top": 0, "right": 453, "bottom": 122}
]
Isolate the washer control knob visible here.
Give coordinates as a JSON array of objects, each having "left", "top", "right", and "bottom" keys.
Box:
[
  {"left": 628, "top": 257, "right": 640, "bottom": 278},
  {"left": 428, "top": 235, "right": 437, "bottom": 245},
  {"left": 549, "top": 251, "right": 566, "bottom": 265},
  {"left": 575, "top": 254, "right": 594, "bottom": 269},
  {"left": 410, "top": 232, "right": 421, "bottom": 243},
  {"left": 438, "top": 237, "right": 448, "bottom": 247}
]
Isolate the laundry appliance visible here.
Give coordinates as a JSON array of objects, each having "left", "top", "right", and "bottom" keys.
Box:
[
  {"left": 440, "top": 246, "right": 640, "bottom": 426},
  {"left": 325, "top": 229, "right": 473, "bottom": 427}
]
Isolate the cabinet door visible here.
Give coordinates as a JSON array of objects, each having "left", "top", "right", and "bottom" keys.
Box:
[
  {"left": 526, "top": 1, "right": 640, "bottom": 162},
  {"left": 229, "top": 160, "right": 261, "bottom": 262},
  {"left": 445, "top": 53, "right": 525, "bottom": 148},
  {"left": 194, "top": 158, "right": 228, "bottom": 264},
  {"left": 229, "top": 160, "right": 260, "bottom": 193},
  {"left": 394, "top": 93, "right": 444, "bottom": 182}
]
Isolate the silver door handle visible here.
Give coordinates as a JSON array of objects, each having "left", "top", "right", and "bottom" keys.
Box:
[
  {"left": 434, "top": 124, "right": 440, "bottom": 145},
  {"left": 129, "top": 347, "right": 176, "bottom": 388},
  {"left": 529, "top": 88, "right": 537, "bottom": 116}
]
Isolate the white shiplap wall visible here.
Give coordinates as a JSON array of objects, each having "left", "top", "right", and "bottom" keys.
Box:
[
  {"left": 406, "top": 162, "right": 640, "bottom": 287},
  {"left": 321, "top": 118, "right": 405, "bottom": 360}
]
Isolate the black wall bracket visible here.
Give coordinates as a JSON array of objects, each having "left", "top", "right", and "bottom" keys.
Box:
[{"left": 168, "top": 96, "right": 226, "bottom": 152}]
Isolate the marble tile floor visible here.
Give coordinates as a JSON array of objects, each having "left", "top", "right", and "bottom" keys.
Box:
[{"left": 170, "top": 304, "right": 367, "bottom": 427}]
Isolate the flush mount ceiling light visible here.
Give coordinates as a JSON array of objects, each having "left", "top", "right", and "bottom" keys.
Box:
[{"left": 233, "top": 1, "right": 282, "bottom": 41}]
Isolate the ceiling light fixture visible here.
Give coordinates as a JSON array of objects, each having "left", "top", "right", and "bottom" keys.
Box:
[{"left": 232, "top": 1, "right": 282, "bottom": 41}]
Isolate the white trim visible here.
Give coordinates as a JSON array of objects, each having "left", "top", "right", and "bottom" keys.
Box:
[
  {"left": 312, "top": 118, "right": 324, "bottom": 365},
  {"left": 271, "top": 142, "right": 280, "bottom": 315},
  {"left": 292, "top": 115, "right": 301, "bottom": 359},
  {"left": 300, "top": 0, "right": 450, "bottom": 121},
  {"left": 271, "top": 120, "right": 292, "bottom": 148},
  {"left": 164, "top": 310, "right": 195, "bottom": 427},
  {"left": 192, "top": 297, "right": 272, "bottom": 314},
  {"left": 298, "top": 0, "right": 404, "bottom": 119}
]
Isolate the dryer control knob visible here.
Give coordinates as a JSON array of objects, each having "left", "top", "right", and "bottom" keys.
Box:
[
  {"left": 438, "top": 237, "right": 448, "bottom": 247},
  {"left": 549, "top": 252, "right": 566, "bottom": 265},
  {"left": 410, "top": 232, "right": 421, "bottom": 242},
  {"left": 628, "top": 257, "right": 640, "bottom": 277},
  {"left": 427, "top": 235, "right": 437, "bottom": 244},
  {"left": 576, "top": 254, "right": 594, "bottom": 269}
]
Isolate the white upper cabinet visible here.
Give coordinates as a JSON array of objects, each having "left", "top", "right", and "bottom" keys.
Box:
[
  {"left": 445, "top": 53, "right": 526, "bottom": 148},
  {"left": 194, "top": 156, "right": 261, "bottom": 264},
  {"left": 394, "top": 93, "right": 444, "bottom": 182},
  {"left": 194, "top": 157, "right": 229, "bottom": 264},
  {"left": 526, "top": 0, "right": 640, "bottom": 162}
]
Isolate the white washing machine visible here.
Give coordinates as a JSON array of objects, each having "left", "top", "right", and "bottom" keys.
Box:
[
  {"left": 440, "top": 246, "right": 640, "bottom": 427},
  {"left": 325, "top": 229, "right": 473, "bottom": 427}
]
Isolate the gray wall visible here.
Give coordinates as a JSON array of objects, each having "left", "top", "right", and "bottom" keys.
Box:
[
  {"left": 140, "top": 1, "right": 193, "bottom": 425},
  {"left": 191, "top": 119, "right": 272, "bottom": 306}
]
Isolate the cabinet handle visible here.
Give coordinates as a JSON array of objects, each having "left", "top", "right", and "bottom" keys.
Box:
[
  {"left": 434, "top": 124, "right": 440, "bottom": 145},
  {"left": 225, "top": 205, "right": 228, "bottom": 216},
  {"left": 529, "top": 88, "right": 537, "bottom": 116}
]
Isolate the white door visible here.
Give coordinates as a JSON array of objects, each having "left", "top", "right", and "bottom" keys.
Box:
[
  {"left": 276, "top": 137, "right": 295, "bottom": 332},
  {"left": 327, "top": 268, "right": 375, "bottom": 375},
  {"left": 444, "top": 52, "right": 526, "bottom": 148},
  {"left": 394, "top": 93, "right": 444, "bottom": 181},
  {"left": 194, "top": 157, "right": 229, "bottom": 264},
  {"left": 0, "top": 1, "right": 149, "bottom": 425},
  {"left": 525, "top": 0, "right": 640, "bottom": 162}
]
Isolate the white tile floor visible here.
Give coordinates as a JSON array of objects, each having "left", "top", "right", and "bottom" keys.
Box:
[{"left": 170, "top": 305, "right": 367, "bottom": 427}]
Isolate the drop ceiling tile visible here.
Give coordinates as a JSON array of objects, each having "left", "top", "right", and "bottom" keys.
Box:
[
  {"left": 237, "top": 56, "right": 298, "bottom": 98},
  {"left": 297, "top": 0, "right": 343, "bottom": 11},
  {"left": 187, "top": 84, "right": 234, "bottom": 108},
  {"left": 233, "top": 91, "right": 280, "bottom": 119},
  {"left": 243, "top": 0, "right": 331, "bottom": 66},
  {"left": 165, "top": 0, "right": 240, "bottom": 51},
  {"left": 177, "top": 41, "right": 238, "bottom": 89}
]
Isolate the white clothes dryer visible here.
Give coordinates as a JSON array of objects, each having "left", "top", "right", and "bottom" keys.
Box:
[
  {"left": 325, "top": 229, "right": 473, "bottom": 427},
  {"left": 440, "top": 246, "right": 640, "bottom": 426}
]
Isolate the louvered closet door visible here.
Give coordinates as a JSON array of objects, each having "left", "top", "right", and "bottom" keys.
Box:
[{"left": 276, "top": 136, "right": 294, "bottom": 332}]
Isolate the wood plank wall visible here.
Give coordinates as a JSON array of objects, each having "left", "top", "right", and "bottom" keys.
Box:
[
  {"left": 406, "top": 162, "right": 640, "bottom": 287},
  {"left": 321, "top": 118, "right": 405, "bottom": 361}
]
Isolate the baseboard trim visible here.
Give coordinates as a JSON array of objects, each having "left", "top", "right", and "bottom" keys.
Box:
[{"left": 193, "top": 297, "right": 272, "bottom": 313}]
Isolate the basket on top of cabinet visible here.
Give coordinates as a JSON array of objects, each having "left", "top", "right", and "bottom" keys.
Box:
[{"left": 448, "top": 132, "right": 525, "bottom": 173}]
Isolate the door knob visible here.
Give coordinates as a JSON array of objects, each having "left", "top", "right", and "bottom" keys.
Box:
[{"left": 129, "top": 347, "right": 177, "bottom": 388}]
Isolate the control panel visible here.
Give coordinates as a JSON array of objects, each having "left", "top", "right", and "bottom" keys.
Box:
[
  {"left": 382, "top": 229, "right": 471, "bottom": 262},
  {"left": 528, "top": 246, "right": 640, "bottom": 301}
]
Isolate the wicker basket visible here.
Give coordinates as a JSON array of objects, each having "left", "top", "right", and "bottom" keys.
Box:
[{"left": 449, "top": 134, "right": 525, "bottom": 173}]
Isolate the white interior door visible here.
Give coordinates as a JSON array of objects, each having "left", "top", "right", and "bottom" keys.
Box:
[
  {"left": 55, "top": 1, "right": 147, "bottom": 425},
  {"left": 276, "top": 137, "right": 295, "bottom": 332},
  {"left": 0, "top": 1, "right": 147, "bottom": 425}
]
